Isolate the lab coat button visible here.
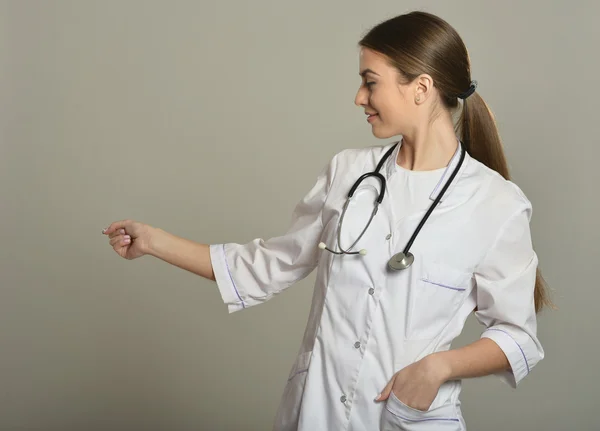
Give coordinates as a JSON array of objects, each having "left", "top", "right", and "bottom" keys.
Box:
[
  {"left": 340, "top": 395, "right": 347, "bottom": 403},
  {"left": 368, "top": 288, "right": 375, "bottom": 295},
  {"left": 354, "top": 341, "right": 361, "bottom": 348},
  {"left": 385, "top": 233, "right": 392, "bottom": 240}
]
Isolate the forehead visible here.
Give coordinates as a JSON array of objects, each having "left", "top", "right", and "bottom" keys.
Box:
[{"left": 358, "top": 47, "right": 391, "bottom": 75}]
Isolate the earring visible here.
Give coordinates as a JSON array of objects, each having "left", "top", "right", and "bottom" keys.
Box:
[{"left": 415, "top": 95, "right": 421, "bottom": 103}]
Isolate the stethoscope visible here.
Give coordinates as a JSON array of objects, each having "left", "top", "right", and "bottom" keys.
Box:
[{"left": 318, "top": 141, "right": 466, "bottom": 270}]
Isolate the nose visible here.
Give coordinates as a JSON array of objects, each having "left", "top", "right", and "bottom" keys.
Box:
[{"left": 354, "top": 86, "right": 368, "bottom": 107}]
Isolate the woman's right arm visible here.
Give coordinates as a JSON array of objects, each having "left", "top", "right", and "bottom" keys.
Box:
[
  {"left": 148, "top": 227, "right": 215, "bottom": 281},
  {"left": 103, "top": 151, "right": 340, "bottom": 312},
  {"left": 102, "top": 221, "right": 215, "bottom": 281}
]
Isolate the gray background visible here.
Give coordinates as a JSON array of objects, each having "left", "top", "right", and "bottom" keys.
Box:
[{"left": 2, "top": 1, "right": 598, "bottom": 430}]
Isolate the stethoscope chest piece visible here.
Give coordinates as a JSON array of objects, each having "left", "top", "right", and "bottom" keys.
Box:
[{"left": 387, "top": 251, "right": 414, "bottom": 271}]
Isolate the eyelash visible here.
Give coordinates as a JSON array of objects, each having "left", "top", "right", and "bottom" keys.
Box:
[{"left": 366, "top": 82, "right": 375, "bottom": 88}]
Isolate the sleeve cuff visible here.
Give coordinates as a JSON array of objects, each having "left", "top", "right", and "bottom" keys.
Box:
[
  {"left": 481, "top": 328, "right": 534, "bottom": 388},
  {"left": 209, "top": 244, "right": 247, "bottom": 313}
]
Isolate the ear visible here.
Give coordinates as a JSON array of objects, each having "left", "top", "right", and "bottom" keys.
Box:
[{"left": 414, "top": 74, "right": 434, "bottom": 104}]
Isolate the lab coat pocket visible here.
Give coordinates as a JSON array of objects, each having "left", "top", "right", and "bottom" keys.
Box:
[
  {"left": 407, "top": 262, "right": 472, "bottom": 340},
  {"left": 274, "top": 351, "right": 313, "bottom": 431},
  {"left": 380, "top": 391, "right": 462, "bottom": 431}
]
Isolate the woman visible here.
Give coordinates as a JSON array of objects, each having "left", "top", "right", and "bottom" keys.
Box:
[{"left": 103, "top": 11, "right": 550, "bottom": 431}]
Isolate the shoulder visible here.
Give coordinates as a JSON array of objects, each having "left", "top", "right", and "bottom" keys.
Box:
[{"left": 468, "top": 156, "right": 533, "bottom": 224}]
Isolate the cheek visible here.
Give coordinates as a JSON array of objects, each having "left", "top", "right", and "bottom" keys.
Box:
[
  {"left": 372, "top": 94, "right": 395, "bottom": 119},
  {"left": 373, "top": 88, "right": 392, "bottom": 106},
  {"left": 382, "top": 96, "right": 408, "bottom": 121}
]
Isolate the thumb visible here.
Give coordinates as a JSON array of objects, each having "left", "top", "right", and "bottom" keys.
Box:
[
  {"left": 102, "top": 219, "right": 132, "bottom": 235},
  {"left": 375, "top": 373, "right": 397, "bottom": 402}
]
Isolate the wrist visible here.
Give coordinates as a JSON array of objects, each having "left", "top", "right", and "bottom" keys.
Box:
[
  {"left": 424, "top": 352, "right": 453, "bottom": 383},
  {"left": 146, "top": 226, "right": 168, "bottom": 257}
]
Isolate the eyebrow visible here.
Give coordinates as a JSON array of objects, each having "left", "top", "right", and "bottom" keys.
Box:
[{"left": 359, "top": 68, "right": 380, "bottom": 77}]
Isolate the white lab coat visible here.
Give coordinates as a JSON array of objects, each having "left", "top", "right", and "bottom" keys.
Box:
[{"left": 209, "top": 139, "right": 544, "bottom": 431}]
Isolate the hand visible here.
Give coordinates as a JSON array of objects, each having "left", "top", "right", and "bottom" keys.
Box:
[
  {"left": 102, "top": 219, "right": 154, "bottom": 260},
  {"left": 375, "top": 354, "right": 451, "bottom": 412}
]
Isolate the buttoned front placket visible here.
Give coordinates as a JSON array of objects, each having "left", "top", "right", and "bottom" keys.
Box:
[
  {"left": 333, "top": 205, "right": 398, "bottom": 429},
  {"left": 325, "top": 141, "right": 466, "bottom": 430}
]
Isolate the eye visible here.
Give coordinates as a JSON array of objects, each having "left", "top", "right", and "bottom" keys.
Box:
[{"left": 366, "top": 82, "right": 375, "bottom": 89}]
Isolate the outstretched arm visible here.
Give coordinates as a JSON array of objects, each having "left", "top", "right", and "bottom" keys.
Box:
[
  {"left": 149, "top": 227, "right": 216, "bottom": 281},
  {"left": 102, "top": 220, "right": 215, "bottom": 281}
]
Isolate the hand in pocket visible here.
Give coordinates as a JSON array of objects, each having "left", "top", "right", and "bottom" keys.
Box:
[{"left": 375, "top": 354, "right": 450, "bottom": 412}]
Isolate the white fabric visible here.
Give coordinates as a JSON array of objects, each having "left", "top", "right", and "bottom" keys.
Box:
[
  {"left": 209, "top": 138, "right": 544, "bottom": 431},
  {"left": 388, "top": 152, "right": 447, "bottom": 221}
]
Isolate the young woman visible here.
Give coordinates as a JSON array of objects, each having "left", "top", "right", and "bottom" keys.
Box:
[{"left": 103, "top": 11, "right": 550, "bottom": 431}]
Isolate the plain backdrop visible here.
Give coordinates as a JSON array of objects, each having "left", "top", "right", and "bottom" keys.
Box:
[{"left": 2, "top": 1, "right": 599, "bottom": 430}]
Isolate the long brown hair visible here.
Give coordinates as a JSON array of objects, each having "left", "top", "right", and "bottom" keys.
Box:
[{"left": 359, "top": 11, "right": 553, "bottom": 312}]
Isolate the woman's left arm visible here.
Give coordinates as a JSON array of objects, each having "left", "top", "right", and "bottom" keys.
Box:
[
  {"left": 435, "top": 199, "right": 546, "bottom": 383},
  {"left": 375, "top": 338, "right": 509, "bottom": 409},
  {"left": 468, "top": 202, "right": 545, "bottom": 387},
  {"left": 431, "top": 337, "right": 510, "bottom": 380},
  {"left": 377, "top": 200, "right": 545, "bottom": 408}
]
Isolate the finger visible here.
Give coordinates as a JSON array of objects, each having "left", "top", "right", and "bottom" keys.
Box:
[
  {"left": 375, "top": 373, "right": 397, "bottom": 402},
  {"left": 108, "top": 228, "right": 126, "bottom": 239},
  {"left": 110, "top": 234, "right": 131, "bottom": 247},
  {"left": 109, "top": 235, "right": 121, "bottom": 247},
  {"left": 103, "top": 220, "right": 131, "bottom": 235}
]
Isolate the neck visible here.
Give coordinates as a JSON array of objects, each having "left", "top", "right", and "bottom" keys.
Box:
[{"left": 397, "top": 116, "right": 459, "bottom": 171}]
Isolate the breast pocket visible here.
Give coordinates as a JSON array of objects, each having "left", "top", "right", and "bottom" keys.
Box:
[{"left": 406, "top": 262, "right": 472, "bottom": 340}]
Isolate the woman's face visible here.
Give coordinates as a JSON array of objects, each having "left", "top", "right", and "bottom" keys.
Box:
[{"left": 354, "top": 47, "right": 417, "bottom": 139}]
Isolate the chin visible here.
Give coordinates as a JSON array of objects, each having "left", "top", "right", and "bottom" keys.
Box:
[{"left": 371, "top": 127, "right": 396, "bottom": 140}]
